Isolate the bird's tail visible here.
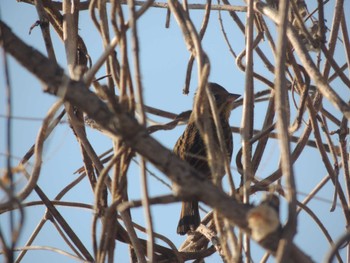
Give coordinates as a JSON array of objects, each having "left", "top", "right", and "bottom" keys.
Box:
[{"left": 177, "top": 201, "right": 201, "bottom": 235}]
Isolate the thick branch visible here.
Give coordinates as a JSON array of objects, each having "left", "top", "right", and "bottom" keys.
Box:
[{"left": 0, "top": 20, "right": 312, "bottom": 262}]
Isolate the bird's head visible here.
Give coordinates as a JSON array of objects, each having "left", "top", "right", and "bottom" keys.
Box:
[{"left": 207, "top": 82, "right": 240, "bottom": 119}]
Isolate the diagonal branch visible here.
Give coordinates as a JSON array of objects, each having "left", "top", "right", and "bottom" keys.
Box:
[{"left": 0, "top": 20, "right": 313, "bottom": 262}]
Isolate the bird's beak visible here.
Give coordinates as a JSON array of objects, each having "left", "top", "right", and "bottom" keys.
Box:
[{"left": 227, "top": 93, "right": 241, "bottom": 103}]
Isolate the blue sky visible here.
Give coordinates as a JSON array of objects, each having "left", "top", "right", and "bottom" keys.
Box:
[{"left": 1, "top": 0, "right": 349, "bottom": 262}]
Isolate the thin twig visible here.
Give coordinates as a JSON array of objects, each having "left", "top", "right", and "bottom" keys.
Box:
[
  {"left": 255, "top": 2, "right": 350, "bottom": 118},
  {"left": 0, "top": 100, "right": 63, "bottom": 210},
  {"left": 8, "top": 246, "right": 88, "bottom": 262},
  {"left": 127, "top": 0, "right": 155, "bottom": 260},
  {"left": 274, "top": 0, "right": 297, "bottom": 260}
]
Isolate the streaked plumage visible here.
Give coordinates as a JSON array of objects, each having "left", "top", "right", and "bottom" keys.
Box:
[{"left": 174, "top": 82, "right": 240, "bottom": 235}]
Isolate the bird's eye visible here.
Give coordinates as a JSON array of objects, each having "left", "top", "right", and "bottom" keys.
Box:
[{"left": 213, "top": 94, "right": 220, "bottom": 101}]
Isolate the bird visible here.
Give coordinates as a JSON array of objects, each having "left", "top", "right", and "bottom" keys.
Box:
[
  {"left": 247, "top": 194, "right": 281, "bottom": 242},
  {"left": 174, "top": 82, "right": 240, "bottom": 235}
]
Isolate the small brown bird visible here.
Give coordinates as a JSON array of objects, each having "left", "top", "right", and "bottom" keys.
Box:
[
  {"left": 174, "top": 82, "right": 240, "bottom": 235},
  {"left": 247, "top": 194, "right": 281, "bottom": 242}
]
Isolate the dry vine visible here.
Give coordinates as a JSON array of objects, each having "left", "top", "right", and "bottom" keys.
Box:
[{"left": 0, "top": 0, "right": 349, "bottom": 262}]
